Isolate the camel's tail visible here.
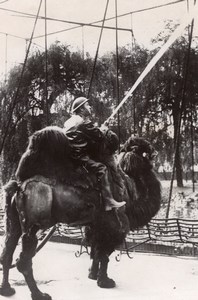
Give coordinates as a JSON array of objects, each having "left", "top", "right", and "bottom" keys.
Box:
[{"left": 3, "top": 180, "right": 20, "bottom": 216}]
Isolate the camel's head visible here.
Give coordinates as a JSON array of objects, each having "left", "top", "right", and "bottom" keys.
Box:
[{"left": 118, "top": 137, "right": 157, "bottom": 177}]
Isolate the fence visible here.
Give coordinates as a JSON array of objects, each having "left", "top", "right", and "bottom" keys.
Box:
[
  {"left": 1, "top": 208, "right": 198, "bottom": 258},
  {"left": 37, "top": 218, "right": 198, "bottom": 258},
  {"left": 116, "top": 218, "right": 198, "bottom": 259}
]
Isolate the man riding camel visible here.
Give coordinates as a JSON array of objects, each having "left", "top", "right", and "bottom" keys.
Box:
[{"left": 63, "top": 96, "right": 125, "bottom": 211}]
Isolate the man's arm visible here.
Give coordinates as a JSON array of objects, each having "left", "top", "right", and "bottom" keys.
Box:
[
  {"left": 79, "top": 120, "right": 104, "bottom": 142},
  {"left": 63, "top": 115, "right": 84, "bottom": 132}
]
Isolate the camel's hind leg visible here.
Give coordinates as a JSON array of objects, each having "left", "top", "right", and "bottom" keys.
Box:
[
  {"left": 16, "top": 226, "right": 52, "bottom": 300},
  {"left": 0, "top": 201, "right": 22, "bottom": 296},
  {"left": 88, "top": 246, "right": 99, "bottom": 280}
]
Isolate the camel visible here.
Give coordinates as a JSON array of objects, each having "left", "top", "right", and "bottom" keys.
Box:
[{"left": 0, "top": 126, "right": 161, "bottom": 300}]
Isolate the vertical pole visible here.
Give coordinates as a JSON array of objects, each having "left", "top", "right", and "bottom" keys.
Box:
[
  {"left": 190, "top": 104, "right": 195, "bottom": 191},
  {"left": 87, "top": 0, "right": 109, "bottom": 98},
  {"left": 115, "top": 0, "right": 120, "bottom": 151},
  {"left": 81, "top": 25, "right": 85, "bottom": 60},
  {"left": 45, "top": 0, "right": 49, "bottom": 125},
  {"left": 130, "top": 13, "right": 136, "bottom": 134},
  {"left": 5, "top": 33, "right": 8, "bottom": 83},
  {"left": 130, "top": 13, "right": 135, "bottom": 49},
  {"left": 166, "top": 5, "right": 195, "bottom": 219}
]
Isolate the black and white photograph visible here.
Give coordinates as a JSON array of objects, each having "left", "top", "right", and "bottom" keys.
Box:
[{"left": 0, "top": 0, "right": 198, "bottom": 299}]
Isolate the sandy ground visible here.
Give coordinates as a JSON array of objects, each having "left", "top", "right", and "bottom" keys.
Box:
[{"left": 1, "top": 241, "right": 198, "bottom": 300}]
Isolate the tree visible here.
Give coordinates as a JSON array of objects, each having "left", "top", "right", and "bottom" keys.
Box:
[
  {"left": 145, "top": 21, "right": 198, "bottom": 186},
  {"left": 1, "top": 30, "right": 197, "bottom": 186},
  {"left": 0, "top": 42, "right": 92, "bottom": 183}
]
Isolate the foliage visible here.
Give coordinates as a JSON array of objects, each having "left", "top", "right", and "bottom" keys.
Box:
[{"left": 0, "top": 22, "right": 198, "bottom": 186}]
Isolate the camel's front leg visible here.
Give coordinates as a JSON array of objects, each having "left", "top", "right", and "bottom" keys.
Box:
[
  {"left": 16, "top": 227, "right": 51, "bottom": 300},
  {"left": 97, "top": 254, "right": 116, "bottom": 288},
  {"left": 88, "top": 245, "right": 115, "bottom": 288},
  {"left": 88, "top": 246, "right": 115, "bottom": 287}
]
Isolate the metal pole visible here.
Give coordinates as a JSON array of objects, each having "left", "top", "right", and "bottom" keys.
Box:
[
  {"left": 4, "top": 33, "right": 7, "bottom": 83},
  {"left": 87, "top": 0, "right": 109, "bottom": 98},
  {"left": 190, "top": 103, "right": 195, "bottom": 191},
  {"left": 105, "top": 1, "right": 198, "bottom": 124},
  {"left": 130, "top": 13, "right": 136, "bottom": 134},
  {"left": 45, "top": 0, "right": 49, "bottom": 125},
  {"left": 115, "top": 0, "right": 120, "bottom": 151},
  {"left": 166, "top": 4, "right": 195, "bottom": 219},
  {"left": 81, "top": 25, "right": 84, "bottom": 60}
]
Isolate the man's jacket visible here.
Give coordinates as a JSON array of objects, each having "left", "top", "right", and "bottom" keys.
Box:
[{"left": 64, "top": 114, "right": 104, "bottom": 159}]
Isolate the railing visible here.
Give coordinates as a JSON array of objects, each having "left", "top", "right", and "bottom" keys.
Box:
[
  {"left": 116, "top": 218, "right": 198, "bottom": 260},
  {"left": 51, "top": 224, "right": 90, "bottom": 257},
  {"left": 129, "top": 218, "right": 198, "bottom": 244},
  {"left": 1, "top": 208, "right": 198, "bottom": 258}
]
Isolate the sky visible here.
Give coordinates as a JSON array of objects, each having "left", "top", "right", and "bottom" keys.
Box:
[{"left": 0, "top": 0, "right": 196, "bottom": 80}]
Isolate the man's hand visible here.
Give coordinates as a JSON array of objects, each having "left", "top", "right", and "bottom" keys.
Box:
[{"left": 100, "top": 123, "right": 109, "bottom": 135}]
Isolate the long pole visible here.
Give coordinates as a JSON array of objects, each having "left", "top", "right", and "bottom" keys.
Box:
[
  {"left": 4, "top": 33, "right": 7, "bottom": 83},
  {"left": 115, "top": 0, "right": 120, "bottom": 151},
  {"left": 166, "top": 5, "right": 195, "bottom": 219},
  {"left": 87, "top": 0, "right": 109, "bottom": 98},
  {"left": 105, "top": 1, "right": 198, "bottom": 124},
  {"left": 0, "top": 0, "right": 43, "bottom": 156},
  {"left": 45, "top": 0, "right": 49, "bottom": 125},
  {"left": 190, "top": 102, "right": 195, "bottom": 192}
]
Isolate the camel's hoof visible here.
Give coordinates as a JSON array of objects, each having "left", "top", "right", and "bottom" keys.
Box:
[
  {"left": 88, "top": 269, "right": 97, "bottom": 280},
  {"left": 31, "top": 292, "right": 52, "bottom": 300},
  {"left": 0, "top": 284, "right": 16, "bottom": 296},
  {"left": 97, "top": 277, "right": 116, "bottom": 288}
]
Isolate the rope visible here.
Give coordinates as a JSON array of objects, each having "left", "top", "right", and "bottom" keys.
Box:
[
  {"left": 0, "top": 7, "right": 131, "bottom": 35},
  {"left": 104, "top": 1, "right": 198, "bottom": 125},
  {"left": 87, "top": 0, "right": 109, "bottom": 98},
  {"left": 0, "top": 0, "right": 43, "bottom": 156},
  {"left": 0, "top": 1, "right": 184, "bottom": 40}
]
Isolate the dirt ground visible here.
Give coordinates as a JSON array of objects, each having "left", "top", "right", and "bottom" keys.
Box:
[{"left": 1, "top": 242, "right": 198, "bottom": 300}]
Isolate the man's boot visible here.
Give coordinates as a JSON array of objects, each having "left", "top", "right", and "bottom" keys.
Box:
[{"left": 100, "top": 171, "right": 125, "bottom": 211}]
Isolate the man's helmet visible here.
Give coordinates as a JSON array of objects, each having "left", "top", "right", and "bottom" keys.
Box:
[{"left": 71, "top": 97, "right": 89, "bottom": 113}]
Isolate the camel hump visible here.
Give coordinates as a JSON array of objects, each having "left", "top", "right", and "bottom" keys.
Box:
[
  {"left": 16, "top": 126, "right": 71, "bottom": 182},
  {"left": 18, "top": 176, "right": 53, "bottom": 230}
]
